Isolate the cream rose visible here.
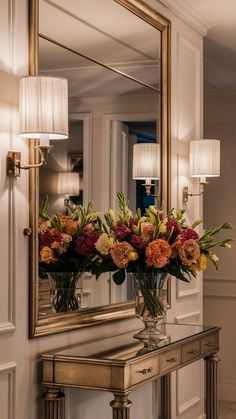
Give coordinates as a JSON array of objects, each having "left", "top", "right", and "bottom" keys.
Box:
[{"left": 95, "top": 233, "right": 112, "bottom": 255}]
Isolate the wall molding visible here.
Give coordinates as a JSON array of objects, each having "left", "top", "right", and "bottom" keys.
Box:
[
  {"left": 204, "top": 277, "right": 236, "bottom": 283},
  {"left": 204, "top": 277, "right": 236, "bottom": 298},
  {"left": 0, "top": 322, "right": 16, "bottom": 334},
  {"left": 175, "top": 311, "right": 201, "bottom": 324},
  {"left": 158, "top": 0, "right": 210, "bottom": 35},
  {"left": 204, "top": 294, "right": 236, "bottom": 299},
  {"left": 69, "top": 113, "right": 92, "bottom": 205},
  {"left": 177, "top": 395, "right": 200, "bottom": 415},
  {"left": 0, "top": 0, "right": 17, "bottom": 335},
  {"left": 0, "top": 362, "right": 16, "bottom": 419},
  {"left": 176, "top": 283, "right": 200, "bottom": 299}
]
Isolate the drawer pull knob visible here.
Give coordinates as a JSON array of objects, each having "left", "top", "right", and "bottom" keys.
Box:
[
  {"left": 205, "top": 342, "right": 213, "bottom": 347},
  {"left": 188, "top": 349, "right": 198, "bottom": 355},
  {"left": 138, "top": 367, "right": 153, "bottom": 374},
  {"left": 166, "top": 357, "right": 177, "bottom": 364}
]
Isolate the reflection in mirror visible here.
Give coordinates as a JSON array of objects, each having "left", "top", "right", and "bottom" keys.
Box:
[
  {"left": 39, "top": 0, "right": 161, "bottom": 89},
  {"left": 29, "top": 0, "right": 170, "bottom": 336},
  {"left": 38, "top": 36, "right": 161, "bottom": 315}
]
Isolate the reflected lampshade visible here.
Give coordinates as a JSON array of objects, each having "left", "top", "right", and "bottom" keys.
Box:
[
  {"left": 57, "top": 172, "right": 80, "bottom": 196},
  {"left": 132, "top": 143, "right": 160, "bottom": 180},
  {"left": 189, "top": 139, "right": 220, "bottom": 178},
  {"left": 19, "top": 76, "right": 68, "bottom": 140}
]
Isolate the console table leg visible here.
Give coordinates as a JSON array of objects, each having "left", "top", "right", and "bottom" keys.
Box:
[
  {"left": 205, "top": 353, "right": 220, "bottom": 419},
  {"left": 43, "top": 386, "right": 65, "bottom": 419},
  {"left": 161, "top": 374, "right": 171, "bottom": 419},
  {"left": 110, "top": 392, "right": 132, "bottom": 419}
]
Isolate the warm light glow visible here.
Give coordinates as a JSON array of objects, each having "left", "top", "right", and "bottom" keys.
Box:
[
  {"left": 19, "top": 76, "right": 68, "bottom": 140},
  {"left": 189, "top": 139, "right": 220, "bottom": 178},
  {"left": 132, "top": 143, "right": 160, "bottom": 180},
  {"left": 57, "top": 172, "right": 80, "bottom": 195}
]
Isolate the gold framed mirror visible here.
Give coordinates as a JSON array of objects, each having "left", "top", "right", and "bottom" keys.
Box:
[{"left": 28, "top": 0, "right": 171, "bottom": 337}]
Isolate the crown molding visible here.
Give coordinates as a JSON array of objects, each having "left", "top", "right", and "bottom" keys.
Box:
[{"left": 158, "top": 0, "right": 211, "bottom": 36}]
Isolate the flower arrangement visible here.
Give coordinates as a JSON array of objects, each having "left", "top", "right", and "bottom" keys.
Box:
[
  {"left": 92, "top": 192, "right": 232, "bottom": 284},
  {"left": 38, "top": 198, "right": 101, "bottom": 312},
  {"left": 38, "top": 197, "right": 101, "bottom": 274},
  {"left": 38, "top": 193, "right": 232, "bottom": 317}
]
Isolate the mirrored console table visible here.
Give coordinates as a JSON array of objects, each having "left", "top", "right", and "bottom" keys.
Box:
[{"left": 41, "top": 323, "right": 220, "bottom": 419}]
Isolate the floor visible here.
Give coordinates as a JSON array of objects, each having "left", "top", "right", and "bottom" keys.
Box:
[{"left": 219, "top": 401, "right": 236, "bottom": 419}]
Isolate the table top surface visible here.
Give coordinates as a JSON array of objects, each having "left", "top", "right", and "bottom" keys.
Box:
[{"left": 42, "top": 323, "right": 219, "bottom": 364}]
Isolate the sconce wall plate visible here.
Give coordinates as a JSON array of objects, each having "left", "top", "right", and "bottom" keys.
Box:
[
  {"left": 7, "top": 146, "right": 54, "bottom": 177},
  {"left": 7, "top": 151, "right": 21, "bottom": 177}
]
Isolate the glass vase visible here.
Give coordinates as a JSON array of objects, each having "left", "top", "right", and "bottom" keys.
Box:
[
  {"left": 47, "top": 272, "right": 82, "bottom": 313},
  {"left": 129, "top": 272, "right": 168, "bottom": 342}
]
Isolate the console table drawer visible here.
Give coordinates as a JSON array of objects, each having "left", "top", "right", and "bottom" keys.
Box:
[
  {"left": 131, "top": 358, "right": 159, "bottom": 385},
  {"left": 182, "top": 340, "right": 200, "bottom": 363},
  {"left": 201, "top": 334, "right": 216, "bottom": 355},
  {"left": 160, "top": 348, "right": 181, "bottom": 373}
]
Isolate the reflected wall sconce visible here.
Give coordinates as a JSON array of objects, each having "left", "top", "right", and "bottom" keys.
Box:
[
  {"left": 132, "top": 143, "right": 160, "bottom": 196},
  {"left": 7, "top": 76, "right": 68, "bottom": 177},
  {"left": 183, "top": 139, "right": 220, "bottom": 203},
  {"left": 57, "top": 172, "right": 80, "bottom": 207}
]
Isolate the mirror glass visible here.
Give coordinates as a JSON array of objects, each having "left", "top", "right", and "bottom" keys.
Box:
[
  {"left": 29, "top": 0, "right": 170, "bottom": 336},
  {"left": 38, "top": 0, "right": 161, "bottom": 315}
]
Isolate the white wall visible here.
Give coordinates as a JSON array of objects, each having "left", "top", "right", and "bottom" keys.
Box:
[
  {"left": 203, "top": 90, "right": 236, "bottom": 401},
  {"left": 0, "top": 1, "right": 204, "bottom": 418}
]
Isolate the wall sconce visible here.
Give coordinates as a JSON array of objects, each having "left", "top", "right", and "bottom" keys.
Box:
[
  {"left": 7, "top": 76, "right": 68, "bottom": 177},
  {"left": 132, "top": 143, "right": 160, "bottom": 196},
  {"left": 183, "top": 139, "right": 220, "bottom": 203},
  {"left": 57, "top": 172, "right": 80, "bottom": 207}
]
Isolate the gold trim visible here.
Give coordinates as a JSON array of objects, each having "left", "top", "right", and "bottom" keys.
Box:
[{"left": 28, "top": 0, "right": 171, "bottom": 337}]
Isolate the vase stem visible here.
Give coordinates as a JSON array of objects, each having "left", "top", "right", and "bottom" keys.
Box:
[
  {"left": 128, "top": 272, "right": 168, "bottom": 342},
  {"left": 47, "top": 272, "right": 82, "bottom": 313}
]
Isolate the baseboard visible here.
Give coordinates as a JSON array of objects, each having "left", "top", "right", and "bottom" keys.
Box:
[
  {"left": 219, "top": 379, "right": 236, "bottom": 401},
  {"left": 196, "top": 414, "right": 206, "bottom": 419}
]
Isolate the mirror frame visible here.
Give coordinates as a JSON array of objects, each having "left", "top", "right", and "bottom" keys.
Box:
[{"left": 28, "top": 0, "right": 171, "bottom": 338}]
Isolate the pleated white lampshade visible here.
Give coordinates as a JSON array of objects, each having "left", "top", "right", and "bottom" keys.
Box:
[
  {"left": 19, "top": 76, "right": 68, "bottom": 140},
  {"left": 189, "top": 140, "right": 220, "bottom": 178},
  {"left": 57, "top": 172, "right": 80, "bottom": 195},
  {"left": 133, "top": 143, "right": 160, "bottom": 180}
]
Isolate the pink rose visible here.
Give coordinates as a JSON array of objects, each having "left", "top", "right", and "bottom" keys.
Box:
[
  {"left": 110, "top": 241, "right": 134, "bottom": 269},
  {"left": 179, "top": 239, "right": 200, "bottom": 266}
]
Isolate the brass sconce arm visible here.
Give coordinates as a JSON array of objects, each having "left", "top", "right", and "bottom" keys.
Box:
[
  {"left": 183, "top": 182, "right": 207, "bottom": 203},
  {"left": 7, "top": 145, "right": 53, "bottom": 177}
]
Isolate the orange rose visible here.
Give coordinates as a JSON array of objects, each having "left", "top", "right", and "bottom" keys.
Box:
[
  {"left": 60, "top": 216, "right": 78, "bottom": 236},
  {"left": 142, "top": 223, "right": 155, "bottom": 243},
  {"left": 51, "top": 241, "right": 60, "bottom": 250},
  {"left": 171, "top": 239, "right": 183, "bottom": 258},
  {"left": 146, "top": 239, "right": 172, "bottom": 268}
]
